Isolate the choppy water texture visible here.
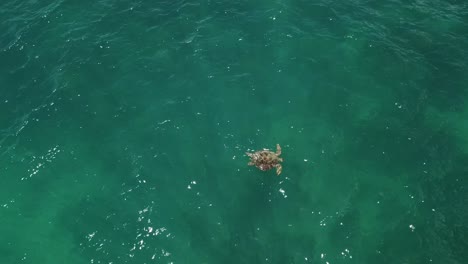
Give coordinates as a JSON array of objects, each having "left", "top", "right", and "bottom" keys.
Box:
[{"left": 1, "top": 0, "right": 468, "bottom": 263}]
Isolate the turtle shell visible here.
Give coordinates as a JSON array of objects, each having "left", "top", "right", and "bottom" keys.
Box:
[{"left": 256, "top": 151, "right": 279, "bottom": 164}]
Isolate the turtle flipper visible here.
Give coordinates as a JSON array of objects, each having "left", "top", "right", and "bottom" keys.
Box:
[
  {"left": 276, "top": 144, "right": 281, "bottom": 155},
  {"left": 275, "top": 164, "right": 282, "bottom": 175},
  {"left": 248, "top": 162, "right": 254, "bottom": 166}
]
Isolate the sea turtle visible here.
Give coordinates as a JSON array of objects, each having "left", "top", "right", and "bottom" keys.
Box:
[{"left": 246, "top": 144, "right": 283, "bottom": 175}]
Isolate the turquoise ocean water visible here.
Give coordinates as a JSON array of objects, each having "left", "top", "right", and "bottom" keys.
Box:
[{"left": 1, "top": 0, "right": 467, "bottom": 263}]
